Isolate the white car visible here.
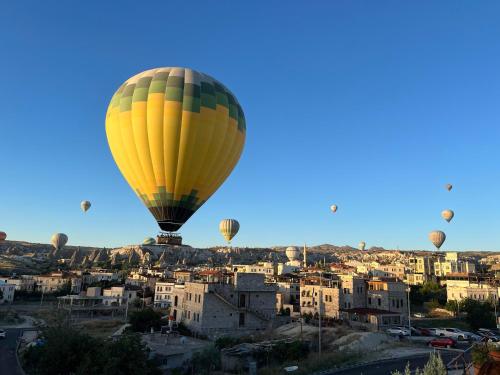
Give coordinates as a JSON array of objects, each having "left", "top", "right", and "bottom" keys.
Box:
[
  {"left": 435, "top": 328, "right": 470, "bottom": 341},
  {"left": 0, "top": 329, "right": 6, "bottom": 339},
  {"left": 413, "top": 313, "right": 425, "bottom": 318},
  {"left": 387, "top": 327, "right": 411, "bottom": 336}
]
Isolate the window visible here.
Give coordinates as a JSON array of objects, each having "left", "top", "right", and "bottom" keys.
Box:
[
  {"left": 377, "top": 298, "right": 381, "bottom": 306},
  {"left": 368, "top": 298, "right": 372, "bottom": 305},
  {"left": 239, "top": 313, "right": 245, "bottom": 327}
]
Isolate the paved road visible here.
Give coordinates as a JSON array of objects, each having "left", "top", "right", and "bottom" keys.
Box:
[
  {"left": 326, "top": 349, "right": 469, "bottom": 375},
  {"left": 0, "top": 328, "right": 23, "bottom": 375}
]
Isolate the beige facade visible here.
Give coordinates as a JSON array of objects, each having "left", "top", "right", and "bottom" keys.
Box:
[
  {"left": 0, "top": 281, "right": 15, "bottom": 303},
  {"left": 446, "top": 282, "right": 499, "bottom": 303},
  {"left": 0, "top": 276, "right": 35, "bottom": 292},
  {"left": 35, "top": 272, "right": 82, "bottom": 294},
  {"left": 408, "top": 256, "right": 434, "bottom": 275},
  {"left": 170, "top": 273, "right": 277, "bottom": 338},
  {"left": 366, "top": 279, "right": 408, "bottom": 316},
  {"left": 371, "top": 263, "right": 406, "bottom": 280},
  {"left": 231, "top": 262, "right": 276, "bottom": 278},
  {"left": 338, "top": 275, "right": 367, "bottom": 309},
  {"left": 102, "top": 286, "right": 138, "bottom": 305},
  {"left": 300, "top": 278, "right": 341, "bottom": 318},
  {"left": 154, "top": 281, "right": 175, "bottom": 308}
]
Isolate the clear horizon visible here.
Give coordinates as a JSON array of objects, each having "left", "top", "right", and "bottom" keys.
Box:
[{"left": 1, "top": 1, "right": 500, "bottom": 251}]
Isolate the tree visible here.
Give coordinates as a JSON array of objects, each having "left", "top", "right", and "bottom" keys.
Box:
[
  {"left": 128, "top": 308, "right": 163, "bottom": 332},
  {"left": 458, "top": 298, "right": 496, "bottom": 330},
  {"left": 190, "top": 345, "right": 221, "bottom": 374},
  {"left": 22, "top": 326, "right": 160, "bottom": 375},
  {"left": 392, "top": 353, "right": 446, "bottom": 375}
]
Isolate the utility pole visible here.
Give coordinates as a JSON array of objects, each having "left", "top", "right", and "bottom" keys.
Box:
[
  {"left": 407, "top": 286, "right": 411, "bottom": 336},
  {"left": 318, "top": 271, "right": 322, "bottom": 357}
]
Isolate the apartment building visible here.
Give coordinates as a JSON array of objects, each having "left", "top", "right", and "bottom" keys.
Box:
[
  {"left": 0, "top": 275, "right": 36, "bottom": 292},
  {"left": 231, "top": 262, "right": 276, "bottom": 278},
  {"left": 154, "top": 281, "right": 175, "bottom": 308},
  {"left": 0, "top": 281, "right": 15, "bottom": 303},
  {"left": 102, "top": 286, "right": 139, "bottom": 305},
  {"left": 371, "top": 263, "right": 406, "bottom": 280},
  {"left": 338, "top": 275, "right": 367, "bottom": 309},
  {"left": 446, "top": 277, "right": 498, "bottom": 303},
  {"left": 170, "top": 273, "right": 277, "bottom": 338},
  {"left": 408, "top": 256, "right": 435, "bottom": 275},
  {"left": 366, "top": 279, "right": 408, "bottom": 315},
  {"left": 434, "top": 252, "right": 476, "bottom": 277},
  {"left": 300, "top": 276, "right": 342, "bottom": 318},
  {"left": 35, "top": 272, "right": 82, "bottom": 294}
]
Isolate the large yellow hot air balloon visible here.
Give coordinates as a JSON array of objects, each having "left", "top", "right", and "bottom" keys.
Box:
[
  {"left": 51, "top": 233, "right": 68, "bottom": 250},
  {"left": 429, "top": 230, "right": 445, "bottom": 250},
  {"left": 106, "top": 68, "right": 246, "bottom": 232},
  {"left": 441, "top": 209, "right": 454, "bottom": 223},
  {"left": 219, "top": 219, "right": 240, "bottom": 243}
]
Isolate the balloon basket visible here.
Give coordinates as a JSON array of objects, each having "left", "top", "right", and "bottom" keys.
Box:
[{"left": 156, "top": 232, "right": 182, "bottom": 246}]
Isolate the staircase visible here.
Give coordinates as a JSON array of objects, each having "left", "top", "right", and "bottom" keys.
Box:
[{"left": 211, "top": 290, "right": 270, "bottom": 322}]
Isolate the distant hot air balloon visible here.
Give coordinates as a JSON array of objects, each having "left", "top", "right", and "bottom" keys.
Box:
[
  {"left": 81, "top": 200, "right": 91, "bottom": 212},
  {"left": 0, "top": 232, "right": 6, "bottom": 241},
  {"left": 429, "top": 230, "right": 446, "bottom": 250},
  {"left": 445, "top": 184, "right": 453, "bottom": 192},
  {"left": 106, "top": 67, "right": 246, "bottom": 232},
  {"left": 143, "top": 237, "right": 156, "bottom": 246},
  {"left": 330, "top": 205, "right": 338, "bottom": 213},
  {"left": 219, "top": 219, "right": 240, "bottom": 243},
  {"left": 51, "top": 233, "right": 68, "bottom": 250},
  {"left": 441, "top": 209, "right": 454, "bottom": 223},
  {"left": 358, "top": 241, "right": 366, "bottom": 251}
]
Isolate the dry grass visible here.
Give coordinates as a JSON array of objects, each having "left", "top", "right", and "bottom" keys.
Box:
[{"left": 74, "top": 319, "right": 124, "bottom": 338}]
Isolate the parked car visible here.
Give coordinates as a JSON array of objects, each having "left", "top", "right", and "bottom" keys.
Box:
[
  {"left": 428, "top": 337, "right": 457, "bottom": 349},
  {"left": 477, "top": 328, "right": 500, "bottom": 342},
  {"left": 413, "top": 313, "right": 425, "bottom": 318},
  {"left": 434, "top": 328, "right": 470, "bottom": 341},
  {"left": 426, "top": 328, "right": 439, "bottom": 336},
  {"left": 462, "top": 331, "right": 482, "bottom": 342},
  {"left": 414, "top": 327, "right": 433, "bottom": 336},
  {"left": 0, "top": 329, "right": 6, "bottom": 339},
  {"left": 387, "top": 327, "right": 410, "bottom": 336}
]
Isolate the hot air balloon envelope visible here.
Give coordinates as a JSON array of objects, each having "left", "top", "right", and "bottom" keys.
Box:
[
  {"left": 0, "top": 232, "right": 6, "bottom": 241},
  {"left": 143, "top": 237, "right": 156, "bottom": 245},
  {"left": 81, "top": 200, "right": 91, "bottom": 212},
  {"left": 219, "top": 219, "right": 240, "bottom": 243},
  {"left": 330, "top": 205, "right": 338, "bottom": 213},
  {"left": 106, "top": 67, "right": 246, "bottom": 232},
  {"left": 441, "top": 209, "right": 454, "bottom": 223},
  {"left": 51, "top": 233, "right": 68, "bottom": 250},
  {"left": 429, "top": 230, "right": 446, "bottom": 250}
]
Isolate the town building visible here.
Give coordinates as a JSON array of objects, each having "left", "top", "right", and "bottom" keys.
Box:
[
  {"left": 154, "top": 281, "right": 175, "bottom": 308},
  {"left": 0, "top": 275, "right": 36, "bottom": 292},
  {"left": 0, "top": 281, "right": 15, "bottom": 303},
  {"left": 35, "top": 272, "right": 83, "bottom": 294},
  {"left": 231, "top": 262, "right": 276, "bottom": 278},
  {"left": 170, "top": 273, "right": 277, "bottom": 338}
]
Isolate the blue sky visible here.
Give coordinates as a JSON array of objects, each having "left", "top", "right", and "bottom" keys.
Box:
[{"left": 1, "top": 1, "right": 499, "bottom": 251}]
